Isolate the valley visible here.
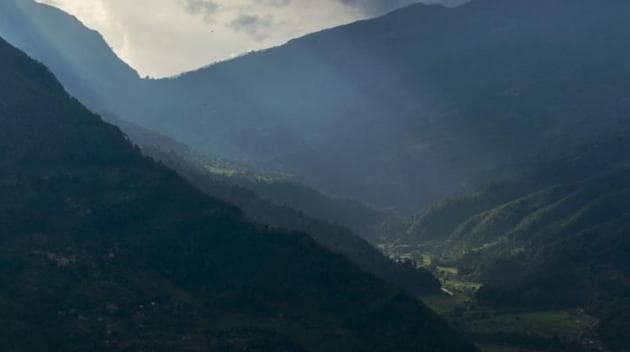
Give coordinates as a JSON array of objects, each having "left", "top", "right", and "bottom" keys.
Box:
[
  {"left": 381, "top": 127, "right": 630, "bottom": 350},
  {"left": 395, "top": 249, "right": 607, "bottom": 352}
]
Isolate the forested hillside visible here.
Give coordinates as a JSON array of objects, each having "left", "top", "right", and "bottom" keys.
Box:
[
  {"left": 0, "top": 36, "right": 474, "bottom": 351},
  {"left": 389, "top": 125, "right": 630, "bottom": 349},
  {"left": 112, "top": 117, "right": 440, "bottom": 296}
]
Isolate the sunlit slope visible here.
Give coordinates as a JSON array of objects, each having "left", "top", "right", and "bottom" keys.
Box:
[
  {"left": 0, "top": 0, "right": 140, "bottom": 112},
  {"left": 398, "top": 127, "right": 630, "bottom": 349}
]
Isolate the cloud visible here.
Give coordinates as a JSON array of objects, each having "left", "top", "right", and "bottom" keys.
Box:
[
  {"left": 337, "top": 0, "right": 469, "bottom": 15},
  {"left": 337, "top": 0, "right": 417, "bottom": 15},
  {"left": 37, "top": 0, "right": 467, "bottom": 77},
  {"left": 183, "top": 0, "right": 219, "bottom": 23},
  {"left": 257, "top": 0, "right": 292, "bottom": 7},
  {"left": 229, "top": 14, "right": 273, "bottom": 41}
]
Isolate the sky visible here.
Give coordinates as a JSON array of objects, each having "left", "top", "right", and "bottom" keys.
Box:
[{"left": 36, "top": 0, "right": 465, "bottom": 78}]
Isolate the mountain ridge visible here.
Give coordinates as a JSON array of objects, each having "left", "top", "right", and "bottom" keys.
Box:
[
  {"left": 112, "top": 116, "right": 441, "bottom": 295},
  {"left": 0, "top": 0, "right": 141, "bottom": 113}
]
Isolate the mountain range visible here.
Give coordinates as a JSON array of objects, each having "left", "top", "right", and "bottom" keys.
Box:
[
  {"left": 5, "top": 0, "right": 630, "bottom": 214},
  {"left": 3, "top": 0, "right": 630, "bottom": 350},
  {"left": 0, "top": 35, "right": 474, "bottom": 351}
]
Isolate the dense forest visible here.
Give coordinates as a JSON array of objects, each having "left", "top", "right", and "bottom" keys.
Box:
[{"left": 112, "top": 116, "right": 440, "bottom": 296}]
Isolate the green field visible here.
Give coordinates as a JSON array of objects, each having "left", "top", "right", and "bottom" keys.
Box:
[{"left": 417, "top": 261, "right": 598, "bottom": 352}]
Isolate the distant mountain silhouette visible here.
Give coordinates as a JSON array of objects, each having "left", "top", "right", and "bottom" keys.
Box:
[
  {"left": 130, "top": 0, "right": 630, "bottom": 212},
  {"left": 5, "top": 0, "right": 630, "bottom": 213},
  {"left": 0, "top": 0, "right": 141, "bottom": 112}
]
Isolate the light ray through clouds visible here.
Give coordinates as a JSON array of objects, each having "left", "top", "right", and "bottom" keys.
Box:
[{"left": 36, "top": 0, "right": 466, "bottom": 78}]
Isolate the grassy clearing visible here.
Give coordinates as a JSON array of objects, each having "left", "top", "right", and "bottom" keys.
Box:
[
  {"left": 421, "top": 293, "right": 471, "bottom": 316},
  {"left": 419, "top": 254, "right": 433, "bottom": 267},
  {"left": 417, "top": 262, "right": 594, "bottom": 352},
  {"left": 436, "top": 266, "right": 459, "bottom": 275},
  {"left": 431, "top": 264, "right": 482, "bottom": 297},
  {"left": 442, "top": 278, "right": 482, "bottom": 294},
  {"left": 385, "top": 249, "right": 597, "bottom": 351}
]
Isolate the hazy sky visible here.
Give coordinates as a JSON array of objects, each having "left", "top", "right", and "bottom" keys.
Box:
[{"left": 37, "top": 0, "right": 463, "bottom": 78}]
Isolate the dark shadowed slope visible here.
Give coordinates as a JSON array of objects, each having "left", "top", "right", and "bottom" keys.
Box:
[
  {"left": 112, "top": 118, "right": 440, "bottom": 296},
  {"left": 0, "top": 37, "right": 476, "bottom": 351}
]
